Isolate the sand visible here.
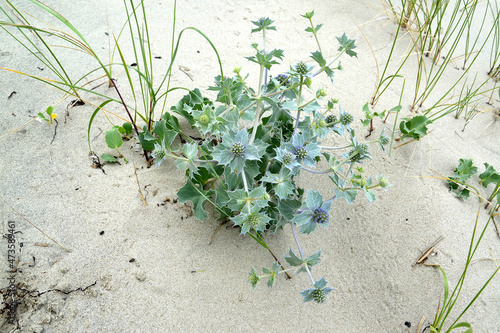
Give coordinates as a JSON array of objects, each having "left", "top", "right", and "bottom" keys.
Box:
[{"left": 1, "top": 0, "right": 499, "bottom": 332}]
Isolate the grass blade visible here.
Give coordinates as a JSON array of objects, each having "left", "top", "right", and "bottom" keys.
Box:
[{"left": 88, "top": 99, "right": 114, "bottom": 154}]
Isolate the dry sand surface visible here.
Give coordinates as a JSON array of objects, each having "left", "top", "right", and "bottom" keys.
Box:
[{"left": 1, "top": 0, "right": 500, "bottom": 332}]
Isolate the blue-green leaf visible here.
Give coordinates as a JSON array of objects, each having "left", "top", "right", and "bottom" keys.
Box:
[
  {"left": 336, "top": 33, "right": 357, "bottom": 57},
  {"left": 177, "top": 180, "right": 214, "bottom": 221},
  {"left": 334, "top": 188, "right": 358, "bottom": 204},
  {"left": 364, "top": 189, "right": 376, "bottom": 203},
  {"left": 277, "top": 199, "right": 302, "bottom": 220},
  {"left": 284, "top": 249, "right": 305, "bottom": 267}
]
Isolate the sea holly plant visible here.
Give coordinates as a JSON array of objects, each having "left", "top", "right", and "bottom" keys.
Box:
[{"left": 142, "top": 13, "right": 391, "bottom": 303}]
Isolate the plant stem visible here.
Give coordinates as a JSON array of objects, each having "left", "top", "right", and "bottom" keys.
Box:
[
  {"left": 307, "top": 16, "right": 322, "bottom": 53},
  {"left": 301, "top": 166, "right": 332, "bottom": 175},
  {"left": 319, "top": 143, "right": 352, "bottom": 150},
  {"left": 389, "top": 79, "right": 404, "bottom": 157},
  {"left": 485, "top": 181, "right": 500, "bottom": 209},
  {"left": 241, "top": 169, "right": 250, "bottom": 193},
  {"left": 249, "top": 232, "right": 291, "bottom": 279},
  {"left": 165, "top": 153, "right": 188, "bottom": 162},
  {"left": 110, "top": 78, "right": 150, "bottom": 162},
  {"left": 290, "top": 221, "right": 314, "bottom": 284},
  {"left": 293, "top": 76, "right": 304, "bottom": 134},
  {"left": 249, "top": 64, "right": 265, "bottom": 145}
]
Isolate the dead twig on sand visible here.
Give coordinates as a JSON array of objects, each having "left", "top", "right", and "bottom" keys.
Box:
[
  {"left": 133, "top": 160, "right": 147, "bottom": 206},
  {"left": 413, "top": 236, "right": 444, "bottom": 266}
]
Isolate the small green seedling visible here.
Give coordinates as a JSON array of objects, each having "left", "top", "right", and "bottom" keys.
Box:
[
  {"left": 118, "top": 122, "right": 133, "bottom": 139},
  {"left": 37, "top": 106, "right": 57, "bottom": 126},
  {"left": 104, "top": 126, "right": 127, "bottom": 163},
  {"left": 361, "top": 102, "right": 387, "bottom": 127}
]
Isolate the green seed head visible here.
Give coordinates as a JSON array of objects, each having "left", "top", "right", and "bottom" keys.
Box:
[
  {"left": 246, "top": 213, "right": 260, "bottom": 227},
  {"left": 231, "top": 142, "right": 246, "bottom": 157},
  {"left": 348, "top": 149, "right": 359, "bottom": 162},
  {"left": 275, "top": 74, "right": 289, "bottom": 86},
  {"left": 233, "top": 66, "right": 241, "bottom": 74},
  {"left": 326, "top": 115, "right": 337, "bottom": 124},
  {"left": 349, "top": 143, "right": 369, "bottom": 163},
  {"left": 317, "top": 88, "right": 327, "bottom": 97},
  {"left": 357, "top": 143, "right": 369, "bottom": 155},
  {"left": 296, "top": 61, "right": 309, "bottom": 75},
  {"left": 199, "top": 114, "right": 210, "bottom": 125},
  {"left": 294, "top": 146, "right": 308, "bottom": 160},
  {"left": 318, "top": 119, "right": 327, "bottom": 128},
  {"left": 312, "top": 288, "right": 326, "bottom": 303},
  {"left": 360, "top": 177, "right": 367, "bottom": 187},
  {"left": 379, "top": 134, "right": 390, "bottom": 146},
  {"left": 340, "top": 113, "right": 354, "bottom": 125},
  {"left": 248, "top": 268, "right": 260, "bottom": 289},
  {"left": 282, "top": 152, "right": 294, "bottom": 165},
  {"left": 153, "top": 148, "right": 166, "bottom": 161},
  {"left": 379, "top": 177, "right": 389, "bottom": 188}
]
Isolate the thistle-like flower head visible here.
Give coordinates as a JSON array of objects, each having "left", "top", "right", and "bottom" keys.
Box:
[
  {"left": 293, "top": 61, "right": 312, "bottom": 75},
  {"left": 248, "top": 267, "right": 260, "bottom": 289},
  {"left": 152, "top": 140, "right": 167, "bottom": 167},
  {"left": 326, "top": 114, "right": 337, "bottom": 124},
  {"left": 300, "top": 278, "right": 334, "bottom": 303},
  {"left": 378, "top": 131, "right": 391, "bottom": 152},
  {"left": 274, "top": 146, "right": 301, "bottom": 173},
  {"left": 290, "top": 61, "right": 315, "bottom": 77},
  {"left": 336, "top": 106, "right": 354, "bottom": 135},
  {"left": 311, "top": 208, "right": 329, "bottom": 224},
  {"left": 232, "top": 206, "right": 272, "bottom": 234},
  {"left": 274, "top": 74, "right": 290, "bottom": 87},
  {"left": 212, "top": 129, "right": 266, "bottom": 173},
  {"left": 292, "top": 190, "right": 332, "bottom": 234},
  {"left": 378, "top": 175, "right": 390, "bottom": 189},
  {"left": 345, "top": 138, "right": 371, "bottom": 164},
  {"left": 282, "top": 132, "right": 321, "bottom": 168},
  {"left": 339, "top": 111, "right": 353, "bottom": 126},
  {"left": 191, "top": 104, "right": 217, "bottom": 135}
]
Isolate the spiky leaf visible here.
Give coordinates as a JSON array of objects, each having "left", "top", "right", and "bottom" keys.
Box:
[{"left": 177, "top": 180, "right": 214, "bottom": 221}]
